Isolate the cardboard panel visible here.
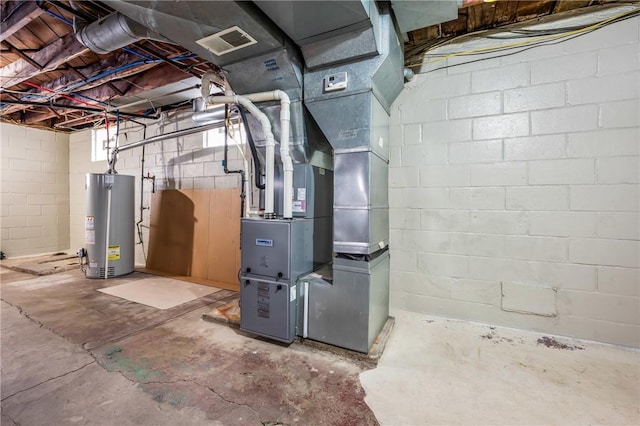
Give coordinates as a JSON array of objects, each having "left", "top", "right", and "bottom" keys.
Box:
[
  {"left": 146, "top": 190, "right": 194, "bottom": 276},
  {"left": 146, "top": 188, "right": 241, "bottom": 290}
]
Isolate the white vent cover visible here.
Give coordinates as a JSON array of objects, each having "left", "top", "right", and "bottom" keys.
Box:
[{"left": 196, "top": 26, "right": 257, "bottom": 56}]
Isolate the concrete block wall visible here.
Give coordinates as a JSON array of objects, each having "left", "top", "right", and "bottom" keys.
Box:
[
  {"left": 389, "top": 16, "right": 640, "bottom": 347},
  {"left": 0, "top": 122, "right": 70, "bottom": 257},
  {"left": 69, "top": 110, "right": 246, "bottom": 264}
]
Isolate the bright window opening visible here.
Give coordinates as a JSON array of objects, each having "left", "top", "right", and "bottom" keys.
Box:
[
  {"left": 203, "top": 123, "right": 246, "bottom": 148},
  {"left": 91, "top": 127, "right": 114, "bottom": 162}
]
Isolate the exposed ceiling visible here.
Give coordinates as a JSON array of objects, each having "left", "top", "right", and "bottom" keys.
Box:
[{"left": 0, "top": 0, "right": 628, "bottom": 132}]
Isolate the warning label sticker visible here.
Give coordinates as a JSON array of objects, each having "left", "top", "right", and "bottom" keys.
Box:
[
  {"left": 85, "top": 230, "right": 95, "bottom": 245},
  {"left": 108, "top": 245, "right": 121, "bottom": 260},
  {"left": 85, "top": 216, "right": 94, "bottom": 230}
]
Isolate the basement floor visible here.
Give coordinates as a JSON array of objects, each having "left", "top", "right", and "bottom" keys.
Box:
[{"left": 1, "top": 267, "right": 638, "bottom": 425}]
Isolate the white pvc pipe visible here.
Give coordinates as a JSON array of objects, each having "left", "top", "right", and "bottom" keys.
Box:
[
  {"left": 206, "top": 94, "right": 277, "bottom": 215},
  {"left": 104, "top": 185, "right": 112, "bottom": 279},
  {"left": 244, "top": 91, "right": 293, "bottom": 219}
]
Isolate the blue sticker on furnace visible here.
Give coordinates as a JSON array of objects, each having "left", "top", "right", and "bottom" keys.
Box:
[{"left": 256, "top": 239, "right": 273, "bottom": 247}]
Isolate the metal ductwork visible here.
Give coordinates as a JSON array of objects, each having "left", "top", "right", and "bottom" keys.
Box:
[
  {"left": 76, "top": 12, "right": 170, "bottom": 54},
  {"left": 103, "top": 0, "right": 451, "bottom": 353}
]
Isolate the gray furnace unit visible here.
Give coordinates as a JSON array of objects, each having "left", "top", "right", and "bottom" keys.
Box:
[
  {"left": 83, "top": 173, "right": 135, "bottom": 278},
  {"left": 104, "top": 0, "right": 457, "bottom": 352}
]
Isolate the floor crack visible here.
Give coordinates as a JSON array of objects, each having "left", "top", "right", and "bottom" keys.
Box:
[
  {"left": 1, "top": 298, "right": 76, "bottom": 346},
  {"left": 0, "top": 360, "right": 96, "bottom": 402},
  {"left": 196, "top": 381, "right": 265, "bottom": 421}
]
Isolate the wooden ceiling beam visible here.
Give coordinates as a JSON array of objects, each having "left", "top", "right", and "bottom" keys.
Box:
[
  {"left": 0, "top": 32, "right": 89, "bottom": 88},
  {"left": 0, "top": 1, "right": 44, "bottom": 42}
]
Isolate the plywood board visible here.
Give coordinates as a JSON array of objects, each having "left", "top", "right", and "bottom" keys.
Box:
[
  {"left": 98, "top": 277, "right": 219, "bottom": 309},
  {"left": 146, "top": 188, "right": 241, "bottom": 290}
]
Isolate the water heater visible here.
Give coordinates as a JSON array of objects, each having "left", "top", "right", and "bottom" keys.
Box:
[{"left": 83, "top": 173, "right": 135, "bottom": 278}]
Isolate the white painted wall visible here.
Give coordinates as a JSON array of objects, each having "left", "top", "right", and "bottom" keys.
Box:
[
  {"left": 389, "top": 16, "right": 640, "bottom": 346},
  {"left": 69, "top": 110, "right": 245, "bottom": 264},
  {"left": 0, "top": 122, "right": 70, "bottom": 257}
]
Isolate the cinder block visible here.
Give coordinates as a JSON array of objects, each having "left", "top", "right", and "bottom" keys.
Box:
[
  {"left": 402, "top": 230, "right": 450, "bottom": 253},
  {"left": 402, "top": 144, "right": 448, "bottom": 166},
  {"left": 567, "top": 128, "right": 639, "bottom": 157},
  {"left": 570, "top": 184, "right": 639, "bottom": 211},
  {"left": 597, "top": 156, "right": 640, "bottom": 184},
  {"left": 9, "top": 159, "right": 41, "bottom": 172},
  {"left": 450, "top": 187, "right": 504, "bottom": 210},
  {"left": 470, "top": 162, "right": 527, "bottom": 186},
  {"left": 470, "top": 211, "right": 528, "bottom": 235},
  {"left": 529, "top": 159, "right": 595, "bottom": 184},
  {"left": 400, "top": 99, "right": 446, "bottom": 124},
  {"left": 600, "top": 99, "right": 640, "bottom": 129},
  {"left": 204, "top": 161, "right": 224, "bottom": 177},
  {"left": 473, "top": 113, "right": 529, "bottom": 140},
  {"left": 598, "top": 43, "right": 640, "bottom": 76},
  {"left": 568, "top": 72, "right": 639, "bottom": 105},
  {"left": 389, "top": 125, "right": 402, "bottom": 147},
  {"left": 9, "top": 226, "right": 42, "bottom": 239},
  {"left": 531, "top": 261, "right": 596, "bottom": 291},
  {"left": 390, "top": 249, "right": 417, "bottom": 272},
  {"left": 557, "top": 290, "right": 639, "bottom": 324},
  {"left": 27, "top": 193, "right": 56, "bottom": 205},
  {"left": 417, "top": 252, "right": 468, "bottom": 278},
  {"left": 2, "top": 215, "right": 27, "bottom": 228},
  {"left": 531, "top": 105, "right": 598, "bottom": 135},
  {"left": 402, "top": 187, "right": 449, "bottom": 209},
  {"left": 448, "top": 92, "right": 501, "bottom": 119},
  {"left": 390, "top": 208, "right": 421, "bottom": 230},
  {"left": 504, "top": 235, "right": 568, "bottom": 262},
  {"left": 501, "top": 282, "right": 557, "bottom": 317},
  {"left": 421, "top": 209, "right": 470, "bottom": 232},
  {"left": 390, "top": 167, "right": 420, "bottom": 188},
  {"left": 472, "top": 63, "right": 529, "bottom": 93},
  {"left": 569, "top": 238, "right": 640, "bottom": 268},
  {"left": 504, "top": 135, "right": 566, "bottom": 161},
  {"left": 449, "top": 232, "right": 505, "bottom": 257},
  {"left": 389, "top": 147, "right": 401, "bottom": 167},
  {"left": 530, "top": 51, "right": 597, "bottom": 84},
  {"left": 504, "top": 83, "right": 565, "bottom": 113},
  {"left": 403, "top": 123, "right": 422, "bottom": 145},
  {"left": 420, "top": 165, "right": 469, "bottom": 187},
  {"left": 598, "top": 266, "right": 639, "bottom": 297},
  {"left": 422, "top": 119, "right": 472, "bottom": 144},
  {"left": 419, "top": 73, "right": 471, "bottom": 99},
  {"left": 193, "top": 177, "right": 216, "bottom": 189},
  {"left": 449, "top": 140, "right": 502, "bottom": 164},
  {"left": 451, "top": 278, "right": 501, "bottom": 305},
  {"left": 529, "top": 211, "right": 597, "bottom": 238},
  {"left": 556, "top": 315, "right": 639, "bottom": 349},
  {"left": 506, "top": 186, "right": 569, "bottom": 211},
  {"left": 214, "top": 174, "right": 241, "bottom": 189},
  {"left": 389, "top": 188, "right": 402, "bottom": 209},
  {"left": 597, "top": 212, "right": 640, "bottom": 240}
]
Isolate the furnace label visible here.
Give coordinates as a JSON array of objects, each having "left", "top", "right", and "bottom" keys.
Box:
[
  {"left": 256, "top": 239, "right": 273, "bottom": 247},
  {"left": 85, "top": 230, "right": 95, "bottom": 245}
]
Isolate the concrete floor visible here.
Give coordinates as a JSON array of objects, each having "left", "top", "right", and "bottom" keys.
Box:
[{"left": 2, "top": 268, "right": 639, "bottom": 425}]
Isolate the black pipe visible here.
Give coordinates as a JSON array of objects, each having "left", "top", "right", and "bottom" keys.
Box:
[
  {"left": 238, "top": 106, "right": 265, "bottom": 190},
  {"left": 223, "top": 104, "right": 246, "bottom": 217}
]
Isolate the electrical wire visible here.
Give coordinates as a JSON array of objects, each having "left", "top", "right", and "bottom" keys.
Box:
[{"left": 406, "top": 7, "right": 640, "bottom": 70}]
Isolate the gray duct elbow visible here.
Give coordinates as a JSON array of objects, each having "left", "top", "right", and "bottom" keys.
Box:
[{"left": 76, "top": 12, "right": 171, "bottom": 54}]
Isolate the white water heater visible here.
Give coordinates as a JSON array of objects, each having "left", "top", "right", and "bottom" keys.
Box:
[{"left": 83, "top": 173, "right": 135, "bottom": 278}]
